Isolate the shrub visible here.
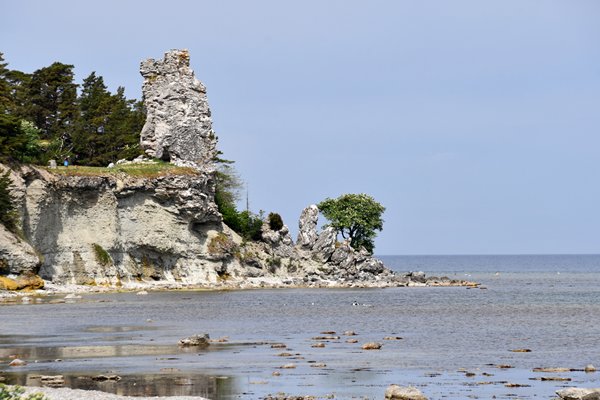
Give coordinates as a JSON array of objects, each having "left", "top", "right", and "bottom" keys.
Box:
[
  {"left": 237, "top": 210, "right": 263, "bottom": 241},
  {"left": 0, "top": 384, "right": 49, "bottom": 400},
  {"left": 268, "top": 212, "right": 283, "bottom": 231},
  {"left": 207, "top": 232, "right": 237, "bottom": 256},
  {"left": 92, "top": 243, "right": 112, "bottom": 266}
]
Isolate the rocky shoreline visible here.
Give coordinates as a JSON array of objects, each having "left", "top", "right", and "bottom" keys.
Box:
[{"left": 0, "top": 271, "right": 480, "bottom": 301}]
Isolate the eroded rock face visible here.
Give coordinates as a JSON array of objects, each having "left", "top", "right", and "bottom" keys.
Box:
[
  {"left": 140, "top": 49, "right": 217, "bottom": 168},
  {"left": 261, "top": 221, "right": 294, "bottom": 258},
  {"left": 296, "top": 205, "right": 319, "bottom": 249},
  {"left": 9, "top": 166, "right": 224, "bottom": 286},
  {"left": 312, "top": 227, "right": 337, "bottom": 263},
  {"left": 0, "top": 224, "right": 40, "bottom": 275}
]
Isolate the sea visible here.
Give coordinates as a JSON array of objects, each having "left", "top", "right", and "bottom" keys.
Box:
[{"left": 1, "top": 254, "right": 599, "bottom": 399}]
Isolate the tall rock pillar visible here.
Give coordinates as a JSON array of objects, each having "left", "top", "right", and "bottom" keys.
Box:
[{"left": 140, "top": 49, "right": 217, "bottom": 169}]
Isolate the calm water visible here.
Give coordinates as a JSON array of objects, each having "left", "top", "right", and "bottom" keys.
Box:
[{"left": 1, "top": 254, "right": 599, "bottom": 399}]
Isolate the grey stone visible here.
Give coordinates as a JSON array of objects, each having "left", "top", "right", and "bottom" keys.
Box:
[
  {"left": 312, "top": 227, "right": 337, "bottom": 263},
  {"left": 140, "top": 49, "right": 217, "bottom": 168},
  {"left": 261, "top": 222, "right": 294, "bottom": 258},
  {"left": 178, "top": 334, "right": 210, "bottom": 347},
  {"left": 556, "top": 388, "right": 600, "bottom": 400},
  {"left": 385, "top": 385, "right": 428, "bottom": 400},
  {"left": 296, "top": 205, "right": 319, "bottom": 249},
  {"left": 0, "top": 224, "right": 41, "bottom": 275},
  {"left": 409, "top": 271, "right": 427, "bottom": 283}
]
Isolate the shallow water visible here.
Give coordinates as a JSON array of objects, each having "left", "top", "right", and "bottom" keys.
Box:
[{"left": 1, "top": 254, "right": 599, "bottom": 399}]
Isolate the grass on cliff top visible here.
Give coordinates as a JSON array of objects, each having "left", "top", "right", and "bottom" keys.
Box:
[{"left": 47, "top": 161, "right": 199, "bottom": 178}]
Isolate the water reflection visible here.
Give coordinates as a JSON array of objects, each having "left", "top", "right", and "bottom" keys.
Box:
[{"left": 3, "top": 372, "right": 236, "bottom": 399}]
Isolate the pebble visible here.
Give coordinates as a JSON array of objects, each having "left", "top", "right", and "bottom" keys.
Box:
[{"left": 311, "top": 343, "right": 325, "bottom": 348}]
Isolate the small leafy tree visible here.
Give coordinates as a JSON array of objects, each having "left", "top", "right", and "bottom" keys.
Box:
[{"left": 317, "top": 193, "right": 385, "bottom": 254}]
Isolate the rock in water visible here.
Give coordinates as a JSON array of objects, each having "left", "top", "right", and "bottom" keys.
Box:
[
  {"left": 556, "top": 388, "right": 600, "bottom": 400},
  {"left": 178, "top": 334, "right": 210, "bottom": 347},
  {"left": 385, "top": 385, "right": 428, "bottom": 400},
  {"left": 140, "top": 49, "right": 217, "bottom": 168},
  {"left": 585, "top": 364, "right": 597, "bottom": 373},
  {"left": 361, "top": 342, "right": 382, "bottom": 350}
]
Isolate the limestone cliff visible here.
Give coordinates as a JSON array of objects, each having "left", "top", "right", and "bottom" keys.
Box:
[{"left": 0, "top": 50, "right": 476, "bottom": 291}]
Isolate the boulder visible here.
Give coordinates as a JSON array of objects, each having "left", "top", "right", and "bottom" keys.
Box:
[
  {"left": 9, "top": 359, "right": 27, "bottom": 367},
  {"left": 261, "top": 222, "right": 294, "bottom": 258},
  {"left": 556, "top": 388, "right": 600, "bottom": 400},
  {"left": 408, "top": 271, "right": 427, "bottom": 283},
  {"left": 296, "top": 205, "right": 319, "bottom": 249},
  {"left": 178, "top": 334, "right": 210, "bottom": 347},
  {"left": 0, "top": 274, "right": 44, "bottom": 291},
  {"left": 585, "top": 364, "right": 597, "bottom": 373},
  {"left": 312, "top": 227, "right": 337, "bottom": 263},
  {"left": 385, "top": 385, "right": 428, "bottom": 400},
  {"left": 0, "top": 224, "right": 41, "bottom": 276},
  {"left": 140, "top": 49, "right": 217, "bottom": 168},
  {"left": 362, "top": 342, "right": 382, "bottom": 350}
]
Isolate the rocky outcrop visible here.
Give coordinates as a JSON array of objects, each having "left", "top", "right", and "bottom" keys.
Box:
[
  {"left": 140, "top": 49, "right": 217, "bottom": 168},
  {"left": 0, "top": 50, "right": 477, "bottom": 292},
  {"left": 0, "top": 224, "right": 40, "bottom": 275},
  {"left": 1, "top": 166, "right": 475, "bottom": 290},
  {"left": 296, "top": 205, "right": 319, "bottom": 248},
  {"left": 556, "top": 388, "right": 600, "bottom": 400}
]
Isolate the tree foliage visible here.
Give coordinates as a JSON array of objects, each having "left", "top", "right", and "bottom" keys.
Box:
[
  {"left": 0, "top": 54, "right": 144, "bottom": 165},
  {"left": 213, "top": 156, "right": 263, "bottom": 240},
  {"left": 0, "top": 169, "right": 18, "bottom": 232},
  {"left": 317, "top": 193, "right": 385, "bottom": 254}
]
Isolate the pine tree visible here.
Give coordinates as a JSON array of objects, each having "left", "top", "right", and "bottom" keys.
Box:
[
  {"left": 0, "top": 52, "right": 12, "bottom": 113},
  {"left": 25, "top": 62, "right": 78, "bottom": 155},
  {"left": 73, "top": 74, "right": 144, "bottom": 166},
  {"left": 72, "top": 72, "right": 113, "bottom": 164},
  {"left": 0, "top": 168, "right": 18, "bottom": 232}
]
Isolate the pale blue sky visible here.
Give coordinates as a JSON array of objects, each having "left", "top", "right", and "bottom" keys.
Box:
[{"left": 2, "top": 1, "right": 599, "bottom": 255}]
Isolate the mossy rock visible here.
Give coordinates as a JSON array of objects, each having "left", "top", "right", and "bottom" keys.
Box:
[{"left": 0, "top": 274, "right": 44, "bottom": 291}]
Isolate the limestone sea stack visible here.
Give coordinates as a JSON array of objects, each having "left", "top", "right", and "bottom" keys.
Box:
[{"left": 140, "top": 49, "right": 217, "bottom": 169}]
